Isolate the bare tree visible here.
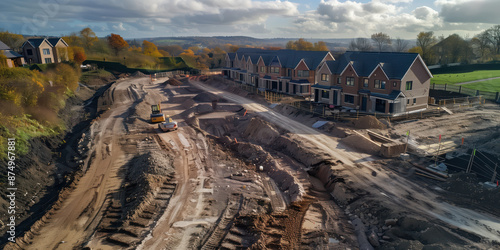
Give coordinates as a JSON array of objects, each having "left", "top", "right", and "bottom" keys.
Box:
[
  {"left": 393, "top": 37, "right": 410, "bottom": 52},
  {"left": 471, "top": 31, "right": 493, "bottom": 62},
  {"left": 416, "top": 31, "right": 437, "bottom": 64},
  {"left": 349, "top": 38, "right": 373, "bottom": 51},
  {"left": 486, "top": 25, "right": 500, "bottom": 54},
  {"left": 371, "top": 32, "right": 392, "bottom": 51}
]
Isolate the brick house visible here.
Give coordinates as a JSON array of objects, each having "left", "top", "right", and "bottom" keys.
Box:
[
  {"left": 312, "top": 51, "right": 432, "bottom": 114},
  {"left": 0, "top": 40, "right": 25, "bottom": 67},
  {"left": 223, "top": 48, "right": 334, "bottom": 97},
  {"left": 22, "top": 37, "right": 69, "bottom": 64}
]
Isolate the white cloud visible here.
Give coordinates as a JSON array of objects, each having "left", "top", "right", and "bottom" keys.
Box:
[
  {"left": 436, "top": 0, "right": 500, "bottom": 24},
  {"left": 112, "top": 22, "right": 126, "bottom": 31}
]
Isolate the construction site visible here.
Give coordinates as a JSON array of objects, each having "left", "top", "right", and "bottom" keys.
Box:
[{"left": 3, "top": 73, "right": 500, "bottom": 250}]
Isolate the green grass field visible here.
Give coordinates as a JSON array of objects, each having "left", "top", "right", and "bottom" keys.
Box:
[
  {"left": 431, "top": 70, "right": 500, "bottom": 93},
  {"left": 431, "top": 70, "right": 500, "bottom": 84}
]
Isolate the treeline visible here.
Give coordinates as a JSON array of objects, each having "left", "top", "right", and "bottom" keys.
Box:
[
  {"left": 347, "top": 25, "right": 500, "bottom": 66},
  {"left": 62, "top": 28, "right": 228, "bottom": 70}
]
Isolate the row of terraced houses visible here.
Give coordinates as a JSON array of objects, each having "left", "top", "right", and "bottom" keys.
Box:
[{"left": 222, "top": 48, "right": 433, "bottom": 115}]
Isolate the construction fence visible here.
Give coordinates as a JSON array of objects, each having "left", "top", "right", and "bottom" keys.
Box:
[{"left": 430, "top": 83, "right": 500, "bottom": 103}]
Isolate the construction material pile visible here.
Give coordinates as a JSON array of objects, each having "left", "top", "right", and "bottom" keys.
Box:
[{"left": 353, "top": 116, "right": 387, "bottom": 129}]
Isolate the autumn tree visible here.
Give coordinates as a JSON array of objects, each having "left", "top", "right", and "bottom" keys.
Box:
[
  {"left": 416, "top": 31, "right": 437, "bottom": 65},
  {"left": 158, "top": 50, "right": 171, "bottom": 57},
  {"left": 71, "top": 46, "right": 86, "bottom": 65},
  {"left": 107, "top": 33, "right": 128, "bottom": 55},
  {"left": 0, "top": 52, "right": 8, "bottom": 68},
  {"left": 159, "top": 45, "right": 183, "bottom": 56},
  {"left": 0, "top": 31, "right": 25, "bottom": 51},
  {"left": 142, "top": 40, "right": 162, "bottom": 57},
  {"left": 371, "top": 32, "right": 392, "bottom": 52},
  {"left": 62, "top": 32, "right": 82, "bottom": 47},
  {"left": 349, "top": 38, "right": 373, "bottom": 51},
  {"left": 285, "top": 39, "right": 328, "bottom": 51},
  {"left": 80, "top": 27, "right": 98, "bottom": 50}
]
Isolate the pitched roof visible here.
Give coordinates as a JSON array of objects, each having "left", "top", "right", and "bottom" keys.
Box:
[
  {"left": 0, "top": 40, "right": 10, "bottom": 50},
  {"left": 341, "top": 51, "right": 420, "bottom": 79},
  {"left": 233, "top": 48, "right": 332, "bottom": 69},
  {"left": 2, "top": 50, "right": 23, "bottom": 58},
  {"left": 24, "top": 38, "right": 49, "bottom": 48},
  {"left": 47, "top": 38, "right": 68, "bottom": 47}
]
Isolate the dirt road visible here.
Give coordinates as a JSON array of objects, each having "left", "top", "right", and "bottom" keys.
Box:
[{"left": 188, "top": 77, "right": 500, "bottom": 244}]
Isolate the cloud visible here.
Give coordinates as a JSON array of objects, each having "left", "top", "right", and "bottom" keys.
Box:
[
  {"left": 0, "top": 0, "right": 298, "bottom": 36},
  {"left": 112, "top": 22, "right": 126, "bottom": 31},
  {"left": 437, "top": 0, "right": 500, "bottom": 24}
]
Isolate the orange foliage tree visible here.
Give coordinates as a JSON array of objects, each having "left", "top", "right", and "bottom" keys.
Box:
[
  {"left": 107, "top": 33, "right": 129, "bottom": 55},
  {"left": 71, "top": 46, "right": 87, "bottom": 65},
  {"left": 142, "top": 40, "right": 162, "bottom": 57}
]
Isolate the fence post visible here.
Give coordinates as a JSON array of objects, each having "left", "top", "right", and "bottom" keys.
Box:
[
  {"left": 444, "top": 84, "right": 447, "bottom": 91},
  {"left": 476, "top": 90, "right": 480, "bottom": 96},
  {"left": 459, "top": 86, "right": 462, "bottom": 93}
]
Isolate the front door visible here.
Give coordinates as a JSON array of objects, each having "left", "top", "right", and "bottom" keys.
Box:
[
  {"left": 333, "top": 90, "right": 338, "bottom": 105},
  {"left": 314, "top": 89, "right": 319, "bottom": 102},
  {"left": 361, "top": 96, "right": 367, "bottom": 111}
]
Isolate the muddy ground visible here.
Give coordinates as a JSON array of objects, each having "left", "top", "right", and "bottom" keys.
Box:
[{"left": 3, "top": 74, "right": 500, "bottom": 249}]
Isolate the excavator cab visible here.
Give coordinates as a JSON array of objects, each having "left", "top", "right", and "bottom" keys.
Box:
[{"left": 150, "top": 104, "right": 166, "bottom": 123}]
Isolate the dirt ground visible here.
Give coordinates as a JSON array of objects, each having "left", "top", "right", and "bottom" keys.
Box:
[{"left": 4, "top": 74, "right": 500, "bottom": 250}]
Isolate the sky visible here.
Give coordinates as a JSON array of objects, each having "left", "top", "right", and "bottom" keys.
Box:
[{"left": 0, "top": 0, "right": 498, "bottom": 39}]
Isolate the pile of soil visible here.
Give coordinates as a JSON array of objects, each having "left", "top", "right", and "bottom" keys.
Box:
[
  {"left": 439, "top": 173, "right": 500, "bottom": 213},
  {"left": 124, "top": 150, "right": 174, "bottom": 218},
  {"left": 130, "top": 71, "right": 147, "bottom": 77},
  {"left": 353, "top": 116, "right": 387, "bottom": 129},
  {"left": 340, "top": 134, "right": 380, "bottom": 155},
  {"left": 240, "top": 117, "right": 280, "bottom": 146},
  {"left": 163, "top": 78, "right": 182, "bottom": 86},
  {"left": 194, "top": 92, "right": 219, "bottom": 102}
]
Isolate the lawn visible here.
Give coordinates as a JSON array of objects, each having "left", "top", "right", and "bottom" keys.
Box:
[
  {"left": 431, "top": 70, "right": 500, "bottom": 85},
  {"left": 460, "top": 79, "right": 500, "bottom": 92}
]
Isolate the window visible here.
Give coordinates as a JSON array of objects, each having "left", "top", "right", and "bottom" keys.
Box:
[
  {"left": 27, "top": 49, "right": 33, "bottom": 56},
  {"left": 43, "top": 48, "right": 50, "bottom": 55},
  {"left": 413, "top": 98, "right": 417, "bottom": 104},
  {"left": 406, "top": 81, "right": 413, "bottom": 90},
  {"left": 321, "top": 74, "right": 329, "bottom": 81},
  {"left": 346, "top": 77, "right": 354, "bottom": 86},
  {"left": 393, "top": 81, "right": 397, "bottom": 87},
  {"left": 344, "top": 94, "right": 354, "bottom": 104},
  {"left": 270, "top": 67, "right": 279, "bottom": 73},
  {"left": 374, "top": 80, "right": 385, "bottom": 89},
  {"left": 322, "top": 90, "right": 329, "bottom": 98},
  {"left": 337, "top": 77, "right": 341, "bottom": 84},
  {"left": 261, "top": 66, "right": 265, "bottom": 73},
  {"left": 297, "top": 70, "right": 309, "bottom": 77},
  {"left": 45, "top": 58, "right": 52, "bottom": 63},
  {"left": 363, "top": 78, "right": 369, "bottom": 87},
  {"left": 407, "top": 99, "right": 410, "bottom": 104}
]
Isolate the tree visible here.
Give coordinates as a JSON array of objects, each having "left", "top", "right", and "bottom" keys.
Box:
[
  {"left": 142, "top": 40, "right": 162, "bottom": 57},
  {"left": 0, "top": 31, "right": 25, "bottom": 51},
  {"left": 349, "top": 38, "right": 373, "bottom": 51},
  {"left": 416, "top": 31, "right": 437, "bottom": 65},
  {"left": 62, "top": 32, "right": 82, "bottom": 47},
  {"left": 107, "top": 33, "right": 128, "bottom": 55},
  {"left": 158, "top": 50, "right": 171, "bottom": 57},
  {"left": 0, "top": 52, "right": 8, "bottom": 68},
  {"left": 313, "top": 41, "right": 329, "bottom": 51},
  {"left": 393, "top": 38, "right": 410, "bottom": 52},
  {"left": 485, "top": 25, "right": 500, "bottom": 54},
  {"left": 371, "top": 32, "right": 392, "bottom": 52},
  {"left": 472, "top": 31, "right": 493, "bottom": 62},
  {"left": 71, "top": 46, "right": 86, "bottom": 65},
  {"left": 159, "top": 45, "right": 183, "bottom": 56},
  {"left": 79, "top": 27, "right": 98, "bottom": 50}
]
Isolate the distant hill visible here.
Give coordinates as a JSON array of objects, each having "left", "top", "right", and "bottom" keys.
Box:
[{"left": 132, "top": 36, "right": 415, "bottom": 53}]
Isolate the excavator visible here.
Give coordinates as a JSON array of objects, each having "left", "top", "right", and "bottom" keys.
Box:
[{"left": 150, "top": 103, "right": 166, "bottom": 123}]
